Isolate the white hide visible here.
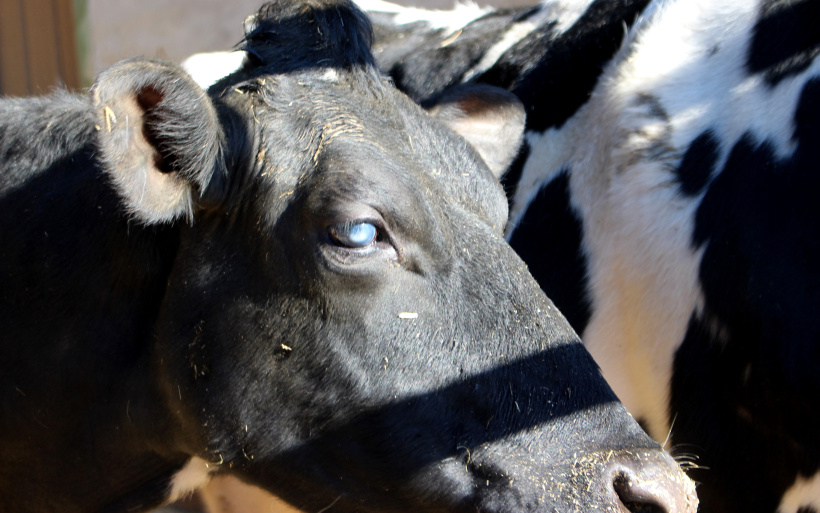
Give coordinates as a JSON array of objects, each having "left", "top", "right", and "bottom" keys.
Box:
[{"left": 508, "top": 0, "right": 820, "bottom": 440}]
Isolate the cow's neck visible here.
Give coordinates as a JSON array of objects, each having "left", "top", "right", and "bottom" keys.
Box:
[{"left": 0, "top": 96, "right": 189, "bottom": 512}]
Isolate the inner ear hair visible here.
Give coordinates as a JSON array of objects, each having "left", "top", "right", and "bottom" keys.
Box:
[
  {"left": 135, "top": 86, "right": 175, "bottom": 175},
  {"left": 93, "top": 59, "right": 227, "bottom": 224}
]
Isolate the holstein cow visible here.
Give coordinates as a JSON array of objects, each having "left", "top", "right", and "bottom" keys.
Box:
[
  {"left": 350, "top": 0, "right": 820, "bottom": 512},
  {"left": 0, "top": 0, "right": 698, "bottom": 512}
]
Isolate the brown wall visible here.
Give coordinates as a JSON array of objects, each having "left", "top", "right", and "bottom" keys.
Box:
[
  {"left": 86, "top": 0, "right": 261, "bottom": 78},
  {"left": 85, "top": 0, "right": 528, "bottom": 78},
  {"left": 0, "top": 0, "right": 79, "bottom": 95},
  {"left": 0, "top": 0, "right": 529, "bottom": 96}
]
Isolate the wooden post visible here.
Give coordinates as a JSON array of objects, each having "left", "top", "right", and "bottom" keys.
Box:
[{"left": 0, "top": 0, "right": 80, "bottom": 96}]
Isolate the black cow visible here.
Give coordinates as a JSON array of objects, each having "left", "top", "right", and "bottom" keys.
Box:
[
  {"left": 282, "top": 0, "right": 820, "bottom": 512},
  {"left": 0, "top": 1, "right": 697, "bottom": 512}
]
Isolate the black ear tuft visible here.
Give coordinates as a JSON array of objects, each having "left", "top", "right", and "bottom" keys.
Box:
[
  {"left": 93, "top": 58, "right": 227, "bottom": 224},
  {"left": 427, "top": 84, "right": 526, "bottom": 179},
  {"left": 241, "top": 0, "right": 375, "bottom": 72}
]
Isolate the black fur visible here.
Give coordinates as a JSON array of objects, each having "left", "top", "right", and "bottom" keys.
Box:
[
  {"left": 0, "top": 92, "right": 187, "bottom": 513},
  {"left": 498, "top": 138, "right": 529, "bottom": 201},
  {"left": 479, "top": 0, "right": 651, "bottom": 131},
  {"left": 508, "top": 170, "right": 591, "bottom": 334},
  {"left": 675, "top": 130, "right": 720, "bottom": 197},
  {"left": 373, "top": 7, "right": 534, "bottom": 104},
  {"left": 671, "top": 77, "right": 820, "bottom": 513},
  {"left": 243, "top": 0, "right": 375, "bottom": 72},
  {"left": 747, "top": 0, "right": 820, "bottom": 86}
]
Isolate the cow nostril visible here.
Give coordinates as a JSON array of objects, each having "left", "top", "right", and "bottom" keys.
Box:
[{"left": 612, "top": 472, "right": 668, "bottom": 513}]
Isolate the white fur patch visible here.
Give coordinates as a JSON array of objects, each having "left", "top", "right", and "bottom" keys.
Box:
[
  {"left": 506, "top": 0, "right": 820, "bottom": 441},
  {"left": 778, "top": 472, "right": 820, "bottom": 513},
  {"left": 585, "top": 0, "right": 820, "bottom": 440},
  {"left": 462, "top": 21, "right": 540, "bottom": 82},
  {"left": 320, "top": 68, "right": 340, "bottom": 83},
  {"left": 560, "top": 90, "right": 706, "bottom": 439},
  {"left": 506, "top": 128, "right": 576, "bottom": 236},
  {"left": 354, "top": 0, "right": 490, "bottom": 35},
  {"left": 540, "top": 0, "right": 596, "bottom": 36},
  {"left": 182, "top": 51, "right": 247, "bottom": 90},
  {"left": 167, "top": 457, "right": 215, "bottom": 503}
]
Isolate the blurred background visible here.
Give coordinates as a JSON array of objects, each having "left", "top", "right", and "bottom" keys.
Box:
[{"left": 0, "top": 0, "right": 527, "bottom": 97}]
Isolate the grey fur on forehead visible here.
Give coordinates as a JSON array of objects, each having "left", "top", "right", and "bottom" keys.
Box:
[{"left": 241, "top": 0, "right": 375, "bottom": 72}]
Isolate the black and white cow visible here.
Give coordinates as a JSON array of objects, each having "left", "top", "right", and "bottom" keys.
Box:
[
  {"left": 0, "top": 1, "right": 698, "bottom": 512},
  {"left": 319, "top": 0, "right": 819, "bottom": 512}
]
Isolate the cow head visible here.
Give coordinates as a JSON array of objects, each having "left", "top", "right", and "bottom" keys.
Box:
[{"left": 89, "top": 1, "right": 696, "bottom": 512}]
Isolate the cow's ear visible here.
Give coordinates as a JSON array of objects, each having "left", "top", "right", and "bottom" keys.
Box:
[
  {"left": 93, "top": 58, "right": 227, "bottom": 224},
  {"left": 427, "top": 84, "right": 526, "bottom": 179}
]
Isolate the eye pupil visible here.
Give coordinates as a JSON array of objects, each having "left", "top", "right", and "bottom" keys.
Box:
[{"left": 329, "top": 222, "right": 378, "bottom": 248}]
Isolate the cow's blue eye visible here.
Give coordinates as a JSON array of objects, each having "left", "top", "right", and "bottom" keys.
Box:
[{"left": 328, "top": 222, "right": 378, "bottom": 248}]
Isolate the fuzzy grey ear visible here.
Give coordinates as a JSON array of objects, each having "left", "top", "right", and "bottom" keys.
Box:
[
  {"left": 93, "top": 58, "right": 227, "bottom": 224},
  {"left": 427, "top": 84, "right": 526, "bottom": 179}
]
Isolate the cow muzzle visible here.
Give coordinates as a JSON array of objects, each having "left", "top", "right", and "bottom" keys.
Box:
[
  {"left": 454, "top": 445, "right": 698, "bottom": 513},
  {"left": 604, "top": 449, "right": 698, "bottom": 513}
]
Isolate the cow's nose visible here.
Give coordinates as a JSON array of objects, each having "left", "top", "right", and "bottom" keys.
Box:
[{"left": 606, "top": 453, "right": 698, "bottom": 513}]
